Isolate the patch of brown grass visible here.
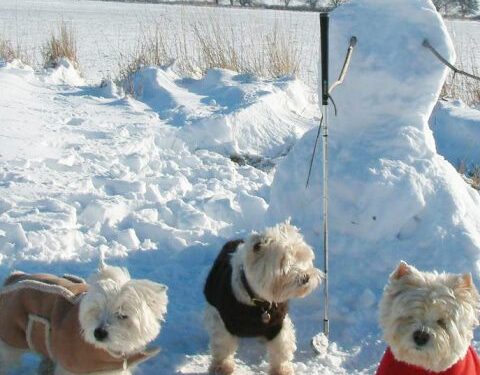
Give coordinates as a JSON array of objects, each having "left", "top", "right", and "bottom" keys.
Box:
[
  {"left": 42, "top": 21, "right": 78, "bottom": 68},
  {"left": 441, "top": 45, "right": 480, "bottom": 107},
  {"left": 115, "top": 17, "right": 302, "bottom": 96},
  {"left": 192, "top": 19, "right": 301, "bottom": 78},
  {"left": 0, "top": 37, "right": 33, "bottom": 65}
]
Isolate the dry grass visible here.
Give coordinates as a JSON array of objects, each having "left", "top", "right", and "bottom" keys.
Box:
[
  {"left": 0, "top": 37, "right": 33, "bottom": 65},
  {"left": 116, "top": 25, "right": 174, "bottom": 96},
  {"left": 115, "top": 17, "right": 302, "bottom": 96},
  {"left": 471, "top": 167, "right": 480, "bottom": 190},
  {"left": 441, "top": 45, "right": 480, "bottom": 107},
  {"left": 42, "top": 21, "right": 78, "bottom": 68},
  {"left": 457, "top": 160, "right": 480, "bottom": 190},
  {"left": 192, "top": 19, "right": 301, "bottom": 77}
]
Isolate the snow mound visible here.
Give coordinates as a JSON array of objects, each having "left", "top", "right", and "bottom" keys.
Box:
[
  {"left": 98, "top": 78, "right": 122, "bottom": 98},
  {"left": 128, "top": 67, "right": 316, "bottom": 158},
  {"left": 0, "top": 59, "right": 34, "bottom": 75},
  {"left": 431, "top": 99, "right": 480, "bottom": 168},
  {"left": 42, "top": 58, "right": 84, "bottom": 86},
  {"left": 268, "top": 0, "right": 480, "bottom": 345}
]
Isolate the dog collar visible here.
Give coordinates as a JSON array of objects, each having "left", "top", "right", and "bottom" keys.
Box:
[
  {"left": 106, "top": 349, "right": 128, "bottom": 373},
  {"left": 240, "top": 269, "right": 277, "bottom": 324}
]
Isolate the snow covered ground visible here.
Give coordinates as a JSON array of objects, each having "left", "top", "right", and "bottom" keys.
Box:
[
  {"left": 1, "top": 0, "right": 480, "bottom": 374},
  {"left": 1, "top": 0, "right": 478, "bottom": 88}
]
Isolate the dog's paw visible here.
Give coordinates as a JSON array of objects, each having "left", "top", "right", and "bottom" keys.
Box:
[
  {"left": 269, "top": 362, "right": 294, "bottom": 375},
  {"left": 209, "top": 359, "right": 235, "bottom": 375},
  {"left": 37, "top": 357, "right": 55, "bottom": 375}
]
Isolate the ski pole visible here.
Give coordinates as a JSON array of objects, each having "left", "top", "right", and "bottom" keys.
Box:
[{"left": 320, "top": 11, "right": 330, "bottom": 339}]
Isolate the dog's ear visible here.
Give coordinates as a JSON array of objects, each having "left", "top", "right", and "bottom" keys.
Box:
[
  {"left": 457, "top": 273, "right": 474, "bottom": 289},
  {"left": 391, "top": 261, "right": 413, "bottom": 280},
  {"left": 89, "top": 264, "right": 131, "bottom": 286},
  {"left": 128, "top": 280, "right": 168, "bottom": 320},
  {"left": 250, "top": 234, "right": 263, "bottom": 253}
]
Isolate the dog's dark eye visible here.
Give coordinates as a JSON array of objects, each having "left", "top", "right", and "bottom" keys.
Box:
[
  {"left": 116, "top": 313, "right": 128, "bottom": 320},
  {"left": 253, "top": 242, "right": 262, "bottom": 252},
  {"left": 301, "top": 274, "right": 310, "bottom": 285},
  {"left": 437, "top": 319, "right": 446, "bottom": 328}
]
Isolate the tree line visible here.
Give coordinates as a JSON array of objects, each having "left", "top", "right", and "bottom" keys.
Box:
[{"left": 433, "top": 0, "right": 479, "bottom": 16}]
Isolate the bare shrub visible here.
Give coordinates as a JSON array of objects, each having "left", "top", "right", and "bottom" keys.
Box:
[
  {"left": 116, "top": 24, "right": 174, "bottom": 96},
  {"left": 261, "top": 25, "right": 301, "bottom": 78},
  {"left": 192, "top": 18, "right": 301, "bottom": 78},
  {"left": 42, "top": 21, "right": 78, "bottom": 68},
  {"left": 0, "top": 39, "right": 16, "bottom": 63},
  {"left": 0, "top": 37, "right": 33, "bottom": 65},
  {"left": 329, "top": 0, "right": 347, "bottom": 7},
  {"left": 191, "top": 20, "right": 244, "bottom": 73}
]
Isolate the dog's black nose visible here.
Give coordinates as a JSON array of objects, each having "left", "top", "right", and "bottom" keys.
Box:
[
  {"left": 413, "top": 330, "right": 430, "bottom": 346},
  {"left": 302, "top": 275, "right": 310, "bottom": 285},
  {"left": 94, "top": 327, "right": 108, "bottom": 341}
]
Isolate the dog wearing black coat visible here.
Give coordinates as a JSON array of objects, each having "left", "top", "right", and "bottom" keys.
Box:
[{"left": 204, "top": 222, "right": 323, "bottom": 375}]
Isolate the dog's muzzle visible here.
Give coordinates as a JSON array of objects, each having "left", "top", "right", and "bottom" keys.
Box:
[
  {"left": 94, "top": 327, "right": 109, "bottom": 341},
  {"left": 413, "top": 330, "right": 430, "bottom": 347}
]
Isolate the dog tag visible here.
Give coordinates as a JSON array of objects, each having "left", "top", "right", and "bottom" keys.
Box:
[{"left": 262, "top": 311, "right": 271, "bottom": 324}]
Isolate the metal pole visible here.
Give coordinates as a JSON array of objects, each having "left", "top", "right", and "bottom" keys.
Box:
[{"left": 320, "top": 12, "right": 329, "bottom": 339}]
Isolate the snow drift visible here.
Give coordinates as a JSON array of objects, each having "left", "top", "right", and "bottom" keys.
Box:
[
  {"left": 431, "top": 100, "right": 480, "bottom": 169},
  {"left": 268, "top": 0, "right": 480, "bottom": 345},
  {"left": 128, "top": 67, "right": 316, "bottom": 158}
]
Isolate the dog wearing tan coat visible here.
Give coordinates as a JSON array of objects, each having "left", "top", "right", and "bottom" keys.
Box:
[{"left": 0, "top": 261, "right": 168, "bottom": 375}]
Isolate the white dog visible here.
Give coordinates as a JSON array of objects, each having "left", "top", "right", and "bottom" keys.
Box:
[
  {"left": 377, "top": 261, "right": 480, "bottom": 374},
  {"left": 0, "top": 259, "right": 168, "bottom": 375},
  {"left": 204, "top": 221, "right": 323, "bottom": 375}
]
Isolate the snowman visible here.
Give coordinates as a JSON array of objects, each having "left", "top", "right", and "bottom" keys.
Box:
[{"left": 268, "top": 0, "right": 480, "bottom": 349}]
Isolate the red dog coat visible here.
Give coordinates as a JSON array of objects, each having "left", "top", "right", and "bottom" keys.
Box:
[{"left": 376, "top": 347, "right": 480, "bottom": 375}]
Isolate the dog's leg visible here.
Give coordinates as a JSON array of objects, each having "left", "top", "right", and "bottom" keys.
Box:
[
  {"left": 55, "top": 366, "right": 132, "bottom": 375},
  {"left": 205, "top": 304, "right": 238, "bottom": 375},
  {"left": 266, "top": 315, "right": 296, "bottom": 375},
  {"left": 54, "top": 366, "right": 76, "bottom": 375},
  {"left": 37, "top": 357, "right": 55, "bottom": 375},
  {"left": 0, "top": 340, "right": 24, "bottom": 375}
]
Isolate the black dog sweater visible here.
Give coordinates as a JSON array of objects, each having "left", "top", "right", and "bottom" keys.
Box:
[{"left": 204, "top": 240, "right": 288, "bottom": 341}]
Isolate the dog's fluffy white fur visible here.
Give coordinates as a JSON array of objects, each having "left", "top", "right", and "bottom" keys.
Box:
[
  {"left": 379, "top": 261, "right": 480, "bottom": 372},
  {"left": 77, "top": 261, "right": 168, "bottom": 374},
  {"left": 206, "top": 221, "right": 323, "bottom": 375}
]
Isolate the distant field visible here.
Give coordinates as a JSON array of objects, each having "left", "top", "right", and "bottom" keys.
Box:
[{"left": 0, "top": 0, "right": 478, "bottom": 90}]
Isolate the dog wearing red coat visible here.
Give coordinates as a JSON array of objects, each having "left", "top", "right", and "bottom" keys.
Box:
[{"left": 377, "top": 262, "right": 480, "bottom": 375}]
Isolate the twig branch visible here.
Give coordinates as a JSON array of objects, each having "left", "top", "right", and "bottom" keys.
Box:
[{"left": 423, "top": 39, "right": 480, "bottom": 82}]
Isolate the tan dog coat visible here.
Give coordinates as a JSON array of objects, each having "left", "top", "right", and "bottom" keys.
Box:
[{"left": 0, "top": 272, "right": 158, "bottom": 374}]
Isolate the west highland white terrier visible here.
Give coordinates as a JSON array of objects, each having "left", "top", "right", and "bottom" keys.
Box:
[
  {"left": 204, "top": 221, "right": 323, "bottom": 375},
  {"left": 0, "top": 260, "right": 168, "bottom": 375},
  {"left": 377, "top": 261, "right": 480, "bottom": 374}
]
